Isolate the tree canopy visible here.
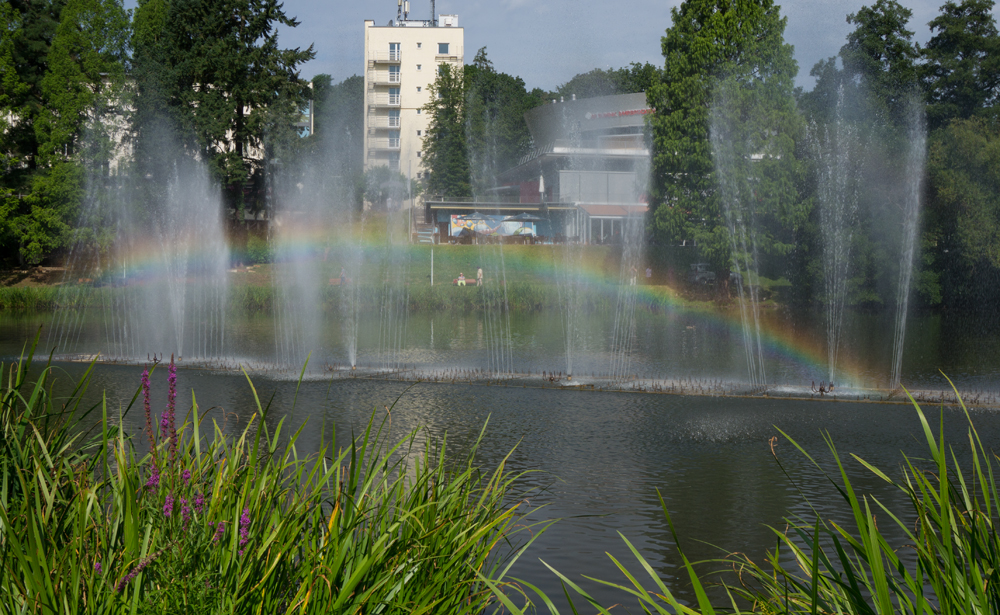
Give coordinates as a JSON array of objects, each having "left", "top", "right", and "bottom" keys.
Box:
[
  {"left": 137, "top": 0, "right": 314, "bottom": 211},
  {"left": 648, "top": 0, "right": 804, "bottom": 275},
  {"left": 920, "top": 0, "right": 1000, "bottom": 129}
]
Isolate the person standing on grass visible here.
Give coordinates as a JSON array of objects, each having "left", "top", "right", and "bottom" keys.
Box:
[
  {"left": 646, "top": 267, "right": 652, "bottom": 283},
  {"left": 477, "top": 267, "right": 483, "bottom": 287}
]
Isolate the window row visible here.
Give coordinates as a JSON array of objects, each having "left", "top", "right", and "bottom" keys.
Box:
[{"left": 388, "top": 42, "right": 450, "bottom": 54}]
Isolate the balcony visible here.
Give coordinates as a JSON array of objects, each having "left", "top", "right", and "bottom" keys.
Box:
[
  {"left": 368, "top": 92, "right": 401, "bottom": 107},
  {"left": 369, "top": 138, "right": 401, "bottom": 151},
  {"left": 368, "top": 50, "right": 401, "bottom": 63},
  {"left": 368, "top": 115, "right": 402, "bottom": 129},
  {"left": 367, "top": 70, "right": 401, "bottom": 86}
]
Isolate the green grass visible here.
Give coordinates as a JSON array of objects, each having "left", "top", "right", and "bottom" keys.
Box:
[
  {"left": 0, "top": 341, "right": 547, "bottom": 614},
  {"left": 493, "top": 383, "right": 1000, "bottom": 614}
]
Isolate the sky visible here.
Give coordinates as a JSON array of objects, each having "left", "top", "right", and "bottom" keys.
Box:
[
  {"left": 273, "top": 0, "right": 1000, "bottom": 91},
  {"left": 128, "top": 0, "right": 1000, "bottom": 92}
]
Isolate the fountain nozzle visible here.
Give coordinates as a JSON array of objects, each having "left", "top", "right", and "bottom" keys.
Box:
[{"left": 567, "top": 375, "right": 572, "bottom": 381}]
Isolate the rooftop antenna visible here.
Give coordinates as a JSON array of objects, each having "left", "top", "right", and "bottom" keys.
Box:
[
  {"left": 431, "top": 0, "right": 436, "bottom": 25},
  {"left": 397, "top": 0, "right": 402, "bottom": 22}
]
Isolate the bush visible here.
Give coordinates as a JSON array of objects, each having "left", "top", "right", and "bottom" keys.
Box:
[{"left": 245, "top": 235, "right": 272, "bottom": 264}]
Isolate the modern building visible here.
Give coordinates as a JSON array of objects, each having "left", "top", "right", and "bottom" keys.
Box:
[
  {"left": 363, "top": 5, "right": 463, "bottom": 188},
  {"left": 424, "top": 92, "right": 651, "bottom": 243}
]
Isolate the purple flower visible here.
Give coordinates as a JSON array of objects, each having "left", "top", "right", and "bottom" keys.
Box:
[
  {"left": 94, "top": 561, "right": 102, "bottom": 574},
  {"left": 239, "top": 507, "right": 251, "bottom": 551},
  {"left": 163, "top": 494, "right": 174, "bottom": 517},
  {"left": 181, "top": 469, "right": 191, "bottom": 485},
  {"left": 212, "top": 521, "right": 225, "bottom": 542},
  {"left": 167, "top": 359, "right": 178, "bottom": 466},
  {"left": 145, "top": 464, "right": 159, "bottom": 491},
  {"left": 115, "top": 549, "right": 164, "bottom": 593},
  {"left": 193, "top": 492, "right": 205, "bottom": 514},
  {"left": 141, "top": 369, "right": 159, "bottom": 486},
  {"left": 180, "top": 498, "right": 191, "bottom": 527}
]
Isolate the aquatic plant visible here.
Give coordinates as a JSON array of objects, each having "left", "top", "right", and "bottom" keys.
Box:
[
  {"left": 0, "top": 340, "right": 545, "bottom": 614},
  {"left": 492, "top": 383, "right": 1000, "bottom": 614}
]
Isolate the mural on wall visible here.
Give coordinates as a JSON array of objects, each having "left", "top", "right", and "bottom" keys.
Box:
[{"left": 449, "top": 215, "right": 535, "bottom": 237}]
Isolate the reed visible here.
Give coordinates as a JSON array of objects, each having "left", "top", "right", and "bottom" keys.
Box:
[
  {"left": 492, "top": 384, "right": 1000, "bottom": 614},
  {"left": 0, "top": 341, "right": 545, "bottom": 614}
]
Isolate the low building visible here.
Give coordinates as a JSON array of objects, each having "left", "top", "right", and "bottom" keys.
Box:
[{"left": 424, "top": 92, "right": 651, "bottom": 243}]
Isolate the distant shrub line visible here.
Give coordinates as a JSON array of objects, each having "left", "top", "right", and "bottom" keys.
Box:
[{"left": 0, "top": 282, "right": 675, "bottom": 315}]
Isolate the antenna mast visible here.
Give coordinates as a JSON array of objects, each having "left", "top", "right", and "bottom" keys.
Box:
[
  {"left": 397, "top": 0, "right": 402, "bottom": 22},
  {"left": 431, "top": 0, "right": 436, "bottom": 25}
]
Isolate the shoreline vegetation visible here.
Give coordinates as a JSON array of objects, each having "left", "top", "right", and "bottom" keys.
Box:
[
  {"left": 0, "top": 243, "right": 790, "bottom": 314},
  {"left": 0, "top": 345, "right": 548, "bottom": 614},
  {"left": 3, "top": 343, "right": 998, "bottom": 613}
]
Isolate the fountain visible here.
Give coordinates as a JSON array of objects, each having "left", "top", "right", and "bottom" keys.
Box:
[
  {"left": 36, "top": 77, "right": 953, "bottom": 406},
  {"left": 813, "top": 85, "right": 865, "bottom": 385},
  {"left": 890, "top": 101, "right": 926, "bottom": 390},
  {"left": 710, "top": 80, "right": 769, "bottom": 393},
  {"left": 50, "top": 148, "right": 229, "bottom": 363}
]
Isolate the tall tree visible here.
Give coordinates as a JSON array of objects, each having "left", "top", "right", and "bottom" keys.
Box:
[
  {"left": 925, "top": 116, "right": 1000, "bottom": 306},
  {"left": 35, "top": 0, "right": 130, "bottom": 167},
  {"left": 3, "top": 0, "right": 65, "bottom": 178},
  {"left": 422, "top": 63, "right": 470, "bottom": 198},
  {"left": 921, "top": 0, "right": 1000, "bottom": 129},
  {"left": 648, "top": 0, "right": 805, "bottom": 276},
  {"left": 840, "top": 0, "right": 920, "bottom": 122},
  {"left": 555, "top": 62, "right": 661, "bottom": 100},
  {"left": 463, "top": 48, "right": 541, "bottom": 194},
  {"left": 311, "top": 74, "right": 364, "bottom": 209},
  {"left": 148, "top": 0, "right": 314, "bottom": 211},
  {"left": 0, "top": 1, "right": 28, "bottom": 172}
]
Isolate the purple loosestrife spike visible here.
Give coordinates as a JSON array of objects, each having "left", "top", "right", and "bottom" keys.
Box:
[
  {"left": 182, "top": 469, "right": 190, "bottom": 485},
  {"left": 193, "top": 492, "right": 205, "bottom": 514},
  {"left": 167, "top": 358, "right": 177, "bottom": 467},
  {"left": 145, "top": 465, "right": 159, "bottom": 491},
  {"left": 115, "top": 547, "right": 167, "bottom": 593},
  {"left": 163, "top": 494, "right": 174, "bottom": 517},
  {"left": 180, "top": 498, "right": 191, "bottom": 527},
  {"left": 94, "top": 562, "right": 102, "bottom": 574},
  {"left": 213, "top": 521, "right": 225, "bottom": 542},
  {"left": 239, "top": 507, "right": 251, "bottom": 550}
]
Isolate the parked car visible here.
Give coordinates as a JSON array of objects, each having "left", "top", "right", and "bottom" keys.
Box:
[{"left": 688, "top": 263, "right": 716, "bottom": 285}]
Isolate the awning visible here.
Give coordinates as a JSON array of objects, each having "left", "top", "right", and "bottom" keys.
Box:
[{"left": 577, "top": 203, "right": 648, "bottom": 217}]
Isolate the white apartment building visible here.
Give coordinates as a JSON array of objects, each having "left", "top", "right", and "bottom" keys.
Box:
[{"left": 363, "top": 10, "right": 463, "bottom": 186}]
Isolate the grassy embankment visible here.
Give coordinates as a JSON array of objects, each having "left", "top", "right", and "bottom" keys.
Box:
[{"left": 0, "top": 345, "right": 546, "bottom": 614}]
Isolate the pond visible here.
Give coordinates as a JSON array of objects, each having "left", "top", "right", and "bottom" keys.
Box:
[{"left": 2, "top": 308, "right": 1000, "bottom": 609}]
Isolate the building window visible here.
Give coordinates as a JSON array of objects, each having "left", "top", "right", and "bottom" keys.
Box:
[
  {"left": 388, "top": 109, "right": 400, "bottom": 128},
  {"left": 417, "top": 151, "right": 422, "bottom": 157},
  {"left": 417, "top": 172, "right": 422, "bottom": 179},
  {"left": 416, "top": 42, "right": 422, "bottom": 49},
  {"left": 388, "top": 130, "right": 400, "bottom": 149},
  {"left": 416, "top": 86, "right": 421, "bottom": 92},
  {"left": 388, "top": 65, "right": 400, "bottom": 83},
  {"left": 417, "top": 130, "right": 421, "bottom": 136},
  {"left": 388, "top": 87, "right": 400, "bottom": 106},
  {"left": 416, "top": 64, "right": 421, "bottom": 71},
  {"left": 389, "top": 43, "right": 400, "bottom": 61},
  {"left": 438, "top": 43, "right": 449, "bottom": 55},
  {"left": 416, "top": 109, "right": 421, "bottom": 114}
]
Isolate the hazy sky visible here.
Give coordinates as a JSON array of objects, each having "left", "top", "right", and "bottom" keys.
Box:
[{"left": 140, "top": 0, "right": 1000, "bottom": 91}]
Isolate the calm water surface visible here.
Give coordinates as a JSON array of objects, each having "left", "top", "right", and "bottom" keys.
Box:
[{"left": 2, "top": 310, "right": 1000, "bottom": 609}]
